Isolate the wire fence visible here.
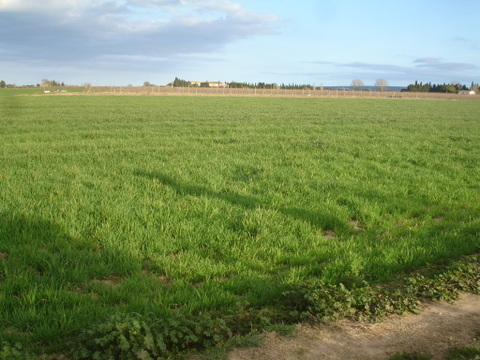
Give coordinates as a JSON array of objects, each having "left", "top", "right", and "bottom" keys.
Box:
[{"left": 66, "top": 86, "right": 480, "bottom": 101}]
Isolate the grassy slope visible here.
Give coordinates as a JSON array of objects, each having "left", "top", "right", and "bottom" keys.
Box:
[{"left": 0, "top": 95, "right": 479, "bottom": 351}]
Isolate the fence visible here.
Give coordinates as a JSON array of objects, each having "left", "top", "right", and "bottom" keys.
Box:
[{"left": 74, "top": 86, "right": 479, "bottom": 101}]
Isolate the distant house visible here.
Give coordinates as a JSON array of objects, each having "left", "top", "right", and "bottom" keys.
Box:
[
  {"left": 458, "top": 90, "right": 476, "bottom": 95},
  {"left": 194, "top": 81, "right": 228, "bottom": 88}
]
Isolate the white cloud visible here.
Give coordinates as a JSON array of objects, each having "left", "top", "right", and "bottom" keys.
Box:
[
  {"left": 303, "top": 58, "right": 478, "bottom": 85},
  {"left": 0, "top": 0, "right": 278, "bottom": 66},
  {"left": 413, "top": 58, "right": 477, "bottom": 72},
  {"left": 414, "top": 57, "right": 440, "bottom": 65},
  {"left": 0, "top": 0, "right": 93, "bottom": 14},
  {"left": 339, "top": 58, "right": 478, "bottom": 75}
]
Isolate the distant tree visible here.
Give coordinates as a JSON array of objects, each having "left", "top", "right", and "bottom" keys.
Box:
[
  {"left": 406, "top": 81, "right": 473, "bottom": 93},
  {"left": 279, "top": 83, "right": 313, "bottom": 90},
  {"left": 451, "top": 81, "right": 462, "bottom": 91},
  {"left": 143, "top": 81, "right": 154, "bottom": 87},
  {"left": 375, "top": 78, "right": 389, "bottom": 91},
  {"left": 406, "top": 81, "right": 430, "bottom": 92},
  {"left": 470, "top": 81, "right": 479, "bottom": 92},
  {"left": 228, "top": 81, "right": 313, "bottom": 90},
  {"left": 228, "top": 81, "right": 245, "bottom": 88},
  {"left": 444, "top": 83, "right": 458, "bottom": 93},
  {"left": 41, "top": 79, "right": 62, "bottom": 87},
  {"left": 172, "top": 77, "right": 190, "bottom": 87},
  {"left": 256, "top": 82, "right": 277, "bottom": 89},
  {"left": 0, "top": 80, "right": 6, "bottom": 88},
  {"left": 351, "top": 79, "right": 364, "bottom": 90},
  {"left": 431, "top": 83, "right": 457, "bottom": 93}
]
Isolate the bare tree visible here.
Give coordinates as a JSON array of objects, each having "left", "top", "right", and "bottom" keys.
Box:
[
  {"left": 450, "top": 81, "right": 463, "bottom": 92},
  {"left": 470, "top": 82, "right": 479, "bottom": 92},
  {"left": 351, "top": 79, "right": 364, "bottom": 91},
  {"left": 375, "top": 78, "right": 389, "bottom": 91}
]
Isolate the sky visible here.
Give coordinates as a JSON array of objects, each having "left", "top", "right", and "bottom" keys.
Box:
[{"left": 0, "top": 0, "right": 479, "bottom": 87}]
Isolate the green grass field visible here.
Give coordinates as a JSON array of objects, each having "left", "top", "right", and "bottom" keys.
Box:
[
  {"left": 0, "top": 88, "right": 84, "bottom": 96},
  {"left": 1, "top": 94, "right": 479, "bottom": 355}
]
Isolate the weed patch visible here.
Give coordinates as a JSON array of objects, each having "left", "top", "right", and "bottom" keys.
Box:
[
  {"left": 388, "top": 352, "right": 432, "bottom": 360},
  {"left": 72, "top": 312, "right": 231, "bottom": 359},
  {"left": 284, "top": 255, "right": 480, "bottom": 322}
]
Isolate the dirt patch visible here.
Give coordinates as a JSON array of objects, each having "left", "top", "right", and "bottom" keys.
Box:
[
  {"left": 323, "top": 229, "right": 336, "bottom": 239},
  {"left": 90, "top": 276, "right": 123, "bottom": 287},
  {"left": 348, "top": 219, "right": 364, "bottom": 231},
  {"left": 228, "top": 293, "right": 480, "bottom": 360}
]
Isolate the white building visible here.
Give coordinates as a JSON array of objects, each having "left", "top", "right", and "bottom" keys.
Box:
[{"left": 458, "top": 90, "right": 476, "bottom": 95}]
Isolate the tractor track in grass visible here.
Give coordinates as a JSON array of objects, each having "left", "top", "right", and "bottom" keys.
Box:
[{"left": 228, "top": 293, "right": 480, "bottom": 360}]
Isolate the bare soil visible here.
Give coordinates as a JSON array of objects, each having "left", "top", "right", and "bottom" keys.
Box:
[{"left": 228, "top": 293, "right": 480, "bottom": 360}]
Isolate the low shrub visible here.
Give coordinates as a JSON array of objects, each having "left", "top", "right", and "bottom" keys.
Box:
[
  {"left": 388, "top": 351, "right": 432, "bottom": 360},
  {"left": 71, "top": 312, "right": 231, "bottom": 360},
  {"left": 0, "top": 341, "right": 35, "bottom": 360},
  {"left": 284, "top": 255, "right": 480, "bottom": 322},
  {"left": 446, "top": 345, "right": 480, "bottom": 360}
]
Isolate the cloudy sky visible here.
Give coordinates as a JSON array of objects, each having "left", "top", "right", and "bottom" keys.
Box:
[{"left": 1, "top": 0, "right": 479, "bottom": 86}]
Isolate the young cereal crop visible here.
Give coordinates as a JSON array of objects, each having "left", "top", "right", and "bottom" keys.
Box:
[{"left": 0, "top": 94, "right": 479, "bottom": 357}]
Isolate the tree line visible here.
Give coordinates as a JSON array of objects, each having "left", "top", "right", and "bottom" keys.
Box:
[
  {"left": 41, "top": 79, "right": 65, "bottom": 87},
  {"left": 405, "top": 81, "right": 479, "bottom": 93},
  {"left": 0, "top": 79, "right": 66, "bottom": 88},
  {"left": 169, "top": 77, "right": 315, "bottom": 90},
  {"left": 229, "top": 82, "right": 315, "bottom": 90}
]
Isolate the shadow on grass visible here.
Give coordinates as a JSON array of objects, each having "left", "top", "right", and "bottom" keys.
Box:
[
  {"left": 137, "top": 170, "right": 259, "bottom": 210},
  {"left": 0, "top": 213, "right": 141, "bottom": 346},
  {"left": 134, "top": 170, "right": 346, "bottom": 231},
  {"left": 0, "top": 212, "right": 296, "bottom": 351},
  {"left": 133, "top": 170, "right": 480, "bottom": 285},
  {"left": 0, "top": 213, "right": 140, "bottom": 284}
]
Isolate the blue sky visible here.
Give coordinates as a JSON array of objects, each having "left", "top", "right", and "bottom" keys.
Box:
[{"left": 1, "top": 0, "right": 478, "bottom": 86}]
